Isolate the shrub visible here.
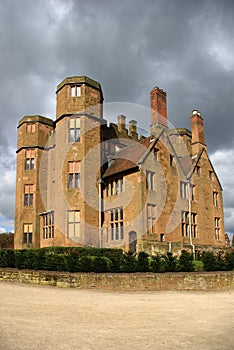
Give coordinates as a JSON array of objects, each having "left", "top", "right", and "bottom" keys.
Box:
[
  {"left": 14, "top": 249, "right": 28, "bottom": 269},
  {"left": 0, "top": 249, "right": 15, "bottom": 268},
  {"left": 149, "top": 254, "right": 164, "bottom": 273},
  {"left": 192, "top": 260, "right": 204, "bottom": 272},
  {"left": 44, "top": 252, "right": 66, "bottom": 271},
  {"left": 162, "top": 252, "right": 179, "bottom": 272},
  {"left": 224, "top": 251, "right": 234, "bottom": 271},
  {"left": 201, "top": 251, "right": 217, "bottom": 271},
  {"left": 78, "top": 256, "right": 94, "bottom": 272},
  {"left": 66, "top": 251, "right": 81, "bottom": 272},
  {"left": 137, "top": 252, "right": 149, "bottom": 272},
  {"left": 179, "top": 250, "right": 194, "bottom": 272},
  {"left": 215, "top": 251, "right": 226, "bottom": 271},
  {"left": 120, "top": 252, "right": 137, "bottom": 272},
  {"left": 91, "top": 256, "right": 112, "bottom": 273}
]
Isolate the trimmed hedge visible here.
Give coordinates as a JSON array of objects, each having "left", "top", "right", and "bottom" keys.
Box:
[{"left": 0, "top": 247, "right": 233, "bottom": 273}]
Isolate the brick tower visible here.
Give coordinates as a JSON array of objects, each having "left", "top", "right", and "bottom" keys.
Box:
[
  {"left": 14, "top": 116, "right": 54, "bottom": 248},
  {"left": 14, "top": 76, "right": 103, "bottom": 249}
]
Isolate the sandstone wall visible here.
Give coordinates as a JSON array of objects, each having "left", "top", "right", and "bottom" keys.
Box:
[{"left": 0, "top": 268, "right": 233, "bottom": 291}]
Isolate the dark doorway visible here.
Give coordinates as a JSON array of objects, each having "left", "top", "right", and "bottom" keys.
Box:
[{"left": 129, "top": 231, "right": 137, "bottom": 253}]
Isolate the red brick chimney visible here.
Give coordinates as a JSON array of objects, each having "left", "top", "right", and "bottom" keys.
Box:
[
  {"left": 150, "top": 86, "right": 167, "bottom": 127},
  {"left": 190, "top": 110, "right": 205, "bottom": 145}
]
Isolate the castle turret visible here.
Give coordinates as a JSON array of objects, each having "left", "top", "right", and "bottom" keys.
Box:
[
  {"left": 56, "top": 76, "right": 103, "bottom": 120},
  {"left": 14, "top": 115, "right": 54, "bottom": 249}
]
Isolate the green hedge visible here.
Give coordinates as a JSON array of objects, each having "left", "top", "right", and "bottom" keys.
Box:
[{"left": 0, "top": 248, "right": 233, "bottom": 273}]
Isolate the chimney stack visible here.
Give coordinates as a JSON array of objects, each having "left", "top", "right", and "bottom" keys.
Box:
[
  {"left": 150, "top": 86, "right": 167, "bottom": 128},
  {"left": 190, "top": 110, "right": 205, "bottom": 145},
  {"left": 129, "top": 120, "right": 138, "bottom": 139},
  {"left": 117, "top": 115, "right": 126, "bottom": 132}
]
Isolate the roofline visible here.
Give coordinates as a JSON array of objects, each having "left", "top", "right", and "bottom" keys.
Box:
[
  {"left": 18, "top": 115, "right": 54, "bottom": 128},
  {"left": 56, "top": 76, "right": 103, "bottom": 101}
]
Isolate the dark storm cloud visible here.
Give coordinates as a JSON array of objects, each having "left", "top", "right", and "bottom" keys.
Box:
[{"left": 0, "top": 0, "right": 233, "bottom": 235}]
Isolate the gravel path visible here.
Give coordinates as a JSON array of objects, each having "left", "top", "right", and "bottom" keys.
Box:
[{"left": 0, "top": 281, "right": 233, "bottom": 350}]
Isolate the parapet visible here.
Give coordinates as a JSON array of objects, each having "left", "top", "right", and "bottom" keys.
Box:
[{"left": 18, "top": 115, "right": 54, "bottom": 128}]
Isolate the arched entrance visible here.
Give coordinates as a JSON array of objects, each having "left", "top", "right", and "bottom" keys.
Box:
[{"left": 129, "top": 231, "right": 137, "bottom": 253}]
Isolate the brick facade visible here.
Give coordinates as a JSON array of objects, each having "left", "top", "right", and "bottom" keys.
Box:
[{"left": 14, "top": 76, "right": 226, "bottom": 253}]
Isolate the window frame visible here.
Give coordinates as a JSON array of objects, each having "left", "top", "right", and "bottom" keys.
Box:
[
  {"left": 69, "top": 117, "right": 80, "bottom": 143},
  {"left": 147, "top": 204, "right": 157, "bottom": 234},
  {"left": 181, "top": 211, "right": 197, "bottom": 238},
  {"left": 146, "top": 171, "right": 156, "bottom": 191},
  {"left": 67, "top": 210, "right": 81, "bottom": 240},
  {"left": 180, "top": 181, "right": 195, "bottom": 201},
  {"left": 106, "top": 177, "right": 124, "bottom": 197},
  {"left": 213, "top": 191, "right": 218, "bottom": 207},
  {"left": 25, "top": 149, "right": 35, "bottom": 170},
  {"left": 170, "top": 154, "right": 175, "bottom": 167},
  {"left": 24, "top": 185, "right": 34, "bottom": 207},
  {"left": 26, "top": 123, "right": 36, "bottom": 133},
  {"left": 23, "top": 224, "right": 33, "bottom": 244},
  {"left": 154, "top": 148, "right": 159, "bottom": 161},
  {"left": 68, "top": 161, "right": 81, "bottom": 189},
  {"left": 214, "top": 217, "right": 220, "bottom": 240},
  {"left": 70, "top": 85, "right": 81, "bottom": 97},
  {"left": 109, "top": 207, "right": 124, "bottom": 241},
  {"left": 41, "top": 212, "right": 54, "bottom": 239}
]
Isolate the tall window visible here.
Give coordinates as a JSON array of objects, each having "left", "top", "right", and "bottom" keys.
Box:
[
  {"left": 154, "top": 148, "right": 159, "bottom": 161},
  {"left": 26, "top": 123, "right": 35, "bottom": 133},
  {"left": 69, "top": 118, "right": 80, "bottom": 142},
  {"left": 146, "top": 171, "right": 156, "bottom": 191},
  {"left": 181, "top": 211, "right": 197, "bottom": 238},
  {"left": 106, "top": 178, "right": 124, "bottom": 197},
  {"left": 180, "top": 181, "right": 195, "bottom": 200},
  {"left": 24, "top": 185, "right": 34, "bottom": 207},
  {"left": 41, "top": 212, "right": 54, "bottom": 239},
  {"left": 109, "top": 207, "right": 124, "bottom": 240},
  {"left": 68, "top": 162, "right": 80, "bottom": 188},
  {"left": 70, "top": 85, "right": 81, "bottom": 97},
  {"left": 23, "top": 224, "right": 32, "bottom": 244},
  {"left": 197, "top": 166, "right": 201, "bottom": 177},
  {"left": 170, "top": 155, "right": 175, "bottom": 167},
  {"left": 191, "top": 184, "right": 195, "bottom": 201},
  {"left": 68, "top": 211, "right": 81, "bottom": 240},
  {"left": 209, "top": 171, "right": 213, "bottom": 181},
  {"left": 25, "top": 149, "right": 35, "bottom": 170},
  {"left": 180, "top": 181, "right": 188, "bottom": 199},
  {"left": 214, "top": 217, "right": 220, "bottom": 240},
  {"left": 213, "top": 192, "right": 218, "bottom": 207},
  {"left": 147, "top": 204, "right": 157, "bottom": 234}
]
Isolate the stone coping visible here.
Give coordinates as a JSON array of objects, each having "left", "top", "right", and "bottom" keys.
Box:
[{"left": 0, "top": 268, "right": 233, "bottom": 291}]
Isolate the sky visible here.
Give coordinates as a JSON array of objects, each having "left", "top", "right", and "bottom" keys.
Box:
[{"left": 0, "top": 0, "right": 233, "bottom": 241}]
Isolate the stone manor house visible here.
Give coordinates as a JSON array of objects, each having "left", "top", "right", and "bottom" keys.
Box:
[{"left": 14, "top": 76, "right": 226, "bottom": 254}]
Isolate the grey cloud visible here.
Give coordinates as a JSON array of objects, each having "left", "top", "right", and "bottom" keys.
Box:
[{"left": 0, "top": 0, "right": 233, "bottom": 234}]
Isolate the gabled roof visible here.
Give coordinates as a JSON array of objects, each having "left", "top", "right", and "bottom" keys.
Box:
[
  {"left": 102, "top": 136, "right": 154, "bottom": 178},
  {"left": 187, "top": 147, "right": 223, "bottom": 190},
  {"left": 103, "top": 128, "right": 222, "bottom": 191}
]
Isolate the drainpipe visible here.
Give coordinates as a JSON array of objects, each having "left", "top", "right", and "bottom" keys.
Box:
[
  {"left": 187, "top": 178, "right": 195, "bottom": 260},
  {"left": 98, "top": 177, "right": 102, "bottom": 248},
  {"left": 168, "top": 241, "right": 172, "bottom": 253}
]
